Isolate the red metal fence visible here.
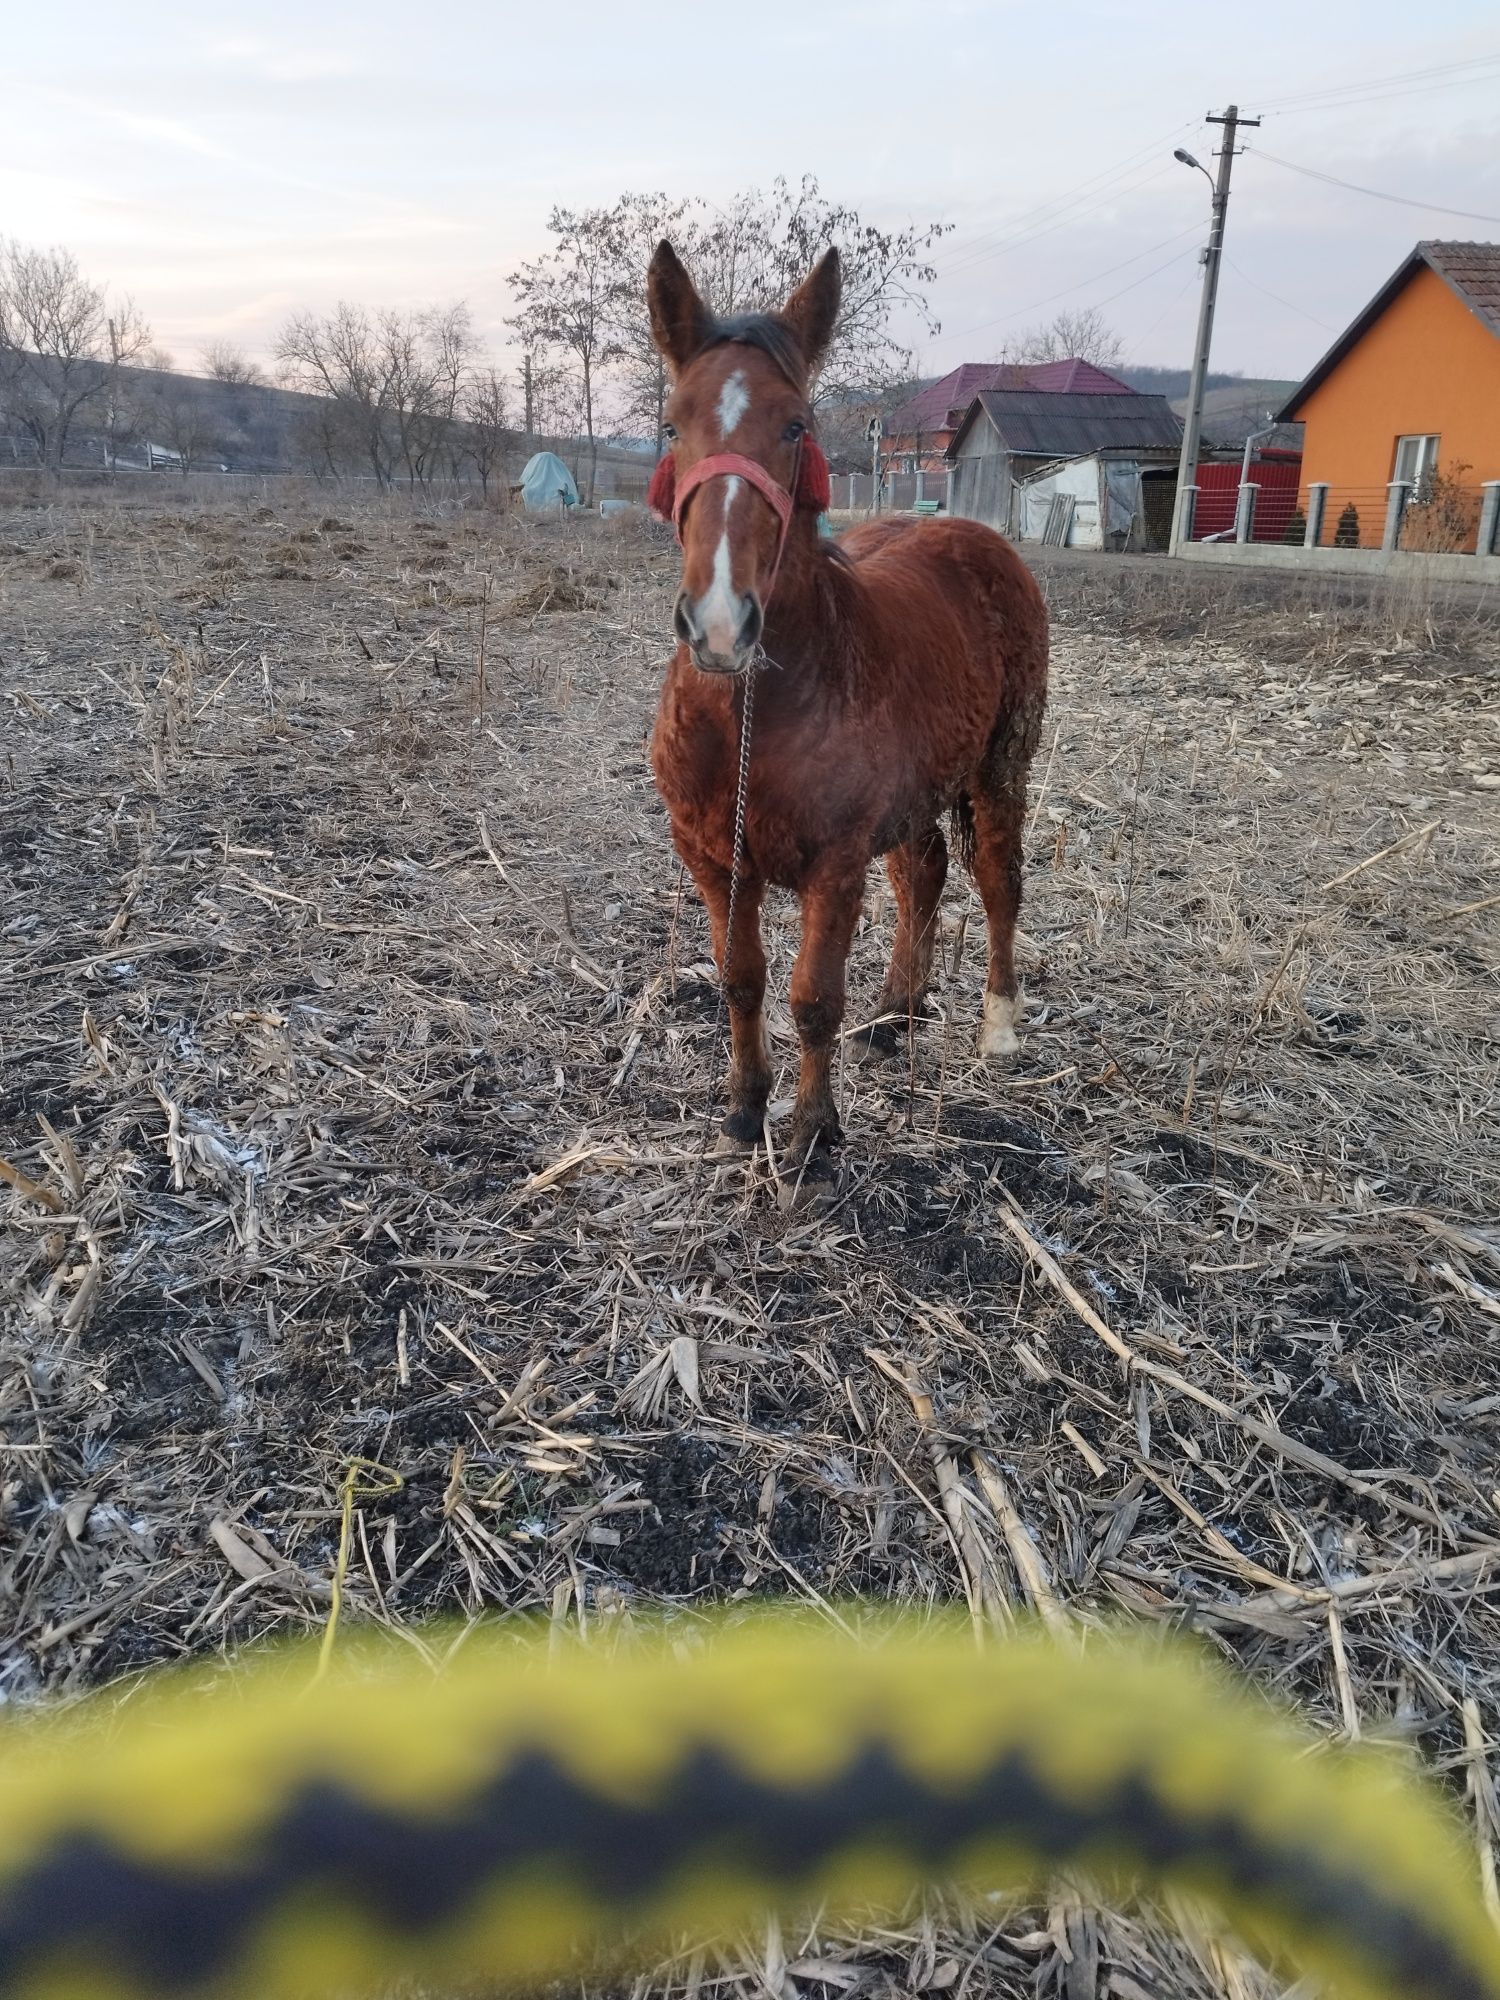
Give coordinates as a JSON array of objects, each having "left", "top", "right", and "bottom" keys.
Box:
[{"left": 1191, "top": 459, "right": 1302, "bottom": 543}]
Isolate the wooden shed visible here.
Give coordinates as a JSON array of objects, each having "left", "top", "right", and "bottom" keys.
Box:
[{"left": 947, "top": 389, "right": 1183, "bottom": 540}]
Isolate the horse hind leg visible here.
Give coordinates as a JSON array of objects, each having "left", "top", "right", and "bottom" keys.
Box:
[
  {"left": 863, "top": 825, "right": 947, "bottom": 1056},
  {"left": 968, "top": 761, "right": 1030, "bottom": 1062}
]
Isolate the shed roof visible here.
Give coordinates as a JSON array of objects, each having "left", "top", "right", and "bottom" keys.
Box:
[
  {"left": 889, "top": 357, "right": 1136, "bottom": 437},
  {"left": 946, "top": 389, "right": 1182, "bottom": 460},
  {"left": 1277, "top": 240, "right": 1500, "bottom": 420}
]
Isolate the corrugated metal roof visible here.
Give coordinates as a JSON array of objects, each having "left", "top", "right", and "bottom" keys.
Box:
[
  {"left": 946, "top": 390, "right": 1182, "bottom": 460},
  {"left": 1278, "top": 239, "right": 1500, "bottom": 419},
  {"left": 888, "top": 357, "right": 1137, "bottom": 437}
]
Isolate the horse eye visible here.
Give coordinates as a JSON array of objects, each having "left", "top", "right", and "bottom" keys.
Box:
[{"left": 783, "top": 420, "right": 807, "bottom": 442}]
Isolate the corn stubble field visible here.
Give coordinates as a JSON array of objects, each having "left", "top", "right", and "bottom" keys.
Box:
[{"left": 2, "top": 485, "right": 1499, "bottom": 1998}]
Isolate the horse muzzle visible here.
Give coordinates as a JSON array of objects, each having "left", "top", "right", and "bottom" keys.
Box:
[{"left": 674, "top": 588, "right": 764, "bottom": 675}]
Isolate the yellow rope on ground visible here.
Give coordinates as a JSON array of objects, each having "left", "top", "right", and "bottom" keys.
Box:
[
  {"left": 0, "top": 1616, "right": 1495, "bottom": 2000},
  {"left": 310, "top": 1459, "right": 404, "bottom": 1684}
]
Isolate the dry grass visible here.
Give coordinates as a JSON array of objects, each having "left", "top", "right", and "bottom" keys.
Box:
[{"left": 3, "top": 487, "right": 1500, "bottom": 1997}]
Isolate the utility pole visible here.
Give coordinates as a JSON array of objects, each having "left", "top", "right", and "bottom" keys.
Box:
[
  {"left": 868, "top": 413, "right": 882, "bottom": 516},
  {"left": 1169, "top": 102, "right": 1260, "bottom": 554}
]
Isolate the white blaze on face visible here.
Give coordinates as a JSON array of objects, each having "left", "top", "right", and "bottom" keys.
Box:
[
  {"left": 716, "top": 368, "right": 751, "bottom": 439},
  {"left": 692, "top": 476, "right": 747, "bottom": 660}
]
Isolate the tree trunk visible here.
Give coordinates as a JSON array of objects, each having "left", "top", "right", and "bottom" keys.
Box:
[{"left": 582, "top": 359, "right": 595, "bottom": 507}]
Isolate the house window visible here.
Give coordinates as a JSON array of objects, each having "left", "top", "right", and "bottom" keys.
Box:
[{"left": 1393, "top": 433, "right": 1439, "bottom": 495}]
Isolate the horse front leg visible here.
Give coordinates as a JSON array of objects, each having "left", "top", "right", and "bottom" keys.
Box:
[
  {"left": 679, "top": 839, "right": 771, "bottom": 1150},
  {"left": 785, "top": 871, "right": 863, "bottom": 1169}
]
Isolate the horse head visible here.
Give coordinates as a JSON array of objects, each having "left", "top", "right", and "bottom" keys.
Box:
[{"left": 646, "top": 241, "right": 840, "bottom": 673}]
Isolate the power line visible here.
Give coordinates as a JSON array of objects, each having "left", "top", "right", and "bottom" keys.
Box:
[
  {"left": 932, "top": 230, "right": 1201, "bottom": 349},
  {"left": 1257, "top": 49, "right": 1500, "bottom": 111},
  {"left": 932, "top": 133, "right": 1191, "bottom": 281},
  {"left": 1222, "top": 255, "right": 1341, "bottom": 335},
  {"left": 1268, "top": 68, "right": 1500, "bottom": 117},
  {"left": 1252, "top": 150, "right": 1500, "bottom": 226},
  {"left": 1122, "top": 264, "right": 1203, "bottom": 364}
]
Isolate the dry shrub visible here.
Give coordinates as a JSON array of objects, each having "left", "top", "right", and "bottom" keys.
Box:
[{"left": 1401, "top": 462, "right": 1480, "bottom": 554}]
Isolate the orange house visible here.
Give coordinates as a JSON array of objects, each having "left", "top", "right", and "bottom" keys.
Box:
[{"left": 1277, "top": 240, "right": 1500, "bottom": 551}]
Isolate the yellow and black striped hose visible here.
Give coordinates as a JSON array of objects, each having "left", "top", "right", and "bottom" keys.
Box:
[{"left": 1, "top": 1617, "right": 1497, "bottom": 2000}]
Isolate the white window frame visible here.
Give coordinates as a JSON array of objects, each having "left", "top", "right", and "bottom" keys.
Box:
[{"left": 1393, "top": 433, "right": 1439, "bottom": 493}]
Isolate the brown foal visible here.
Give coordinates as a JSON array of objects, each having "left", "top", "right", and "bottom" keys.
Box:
[{"left": 647, "top": 242, "right": 1049, "bottom": 1170}]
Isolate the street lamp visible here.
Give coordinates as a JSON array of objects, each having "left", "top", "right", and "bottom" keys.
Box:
[{"left": 1174, "top": 147, "right": 1214, "bottom": 191}]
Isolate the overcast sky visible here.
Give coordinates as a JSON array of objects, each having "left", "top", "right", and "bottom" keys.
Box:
[{"left": 4, "top": 0, "right": 1497, "bottom": 388}]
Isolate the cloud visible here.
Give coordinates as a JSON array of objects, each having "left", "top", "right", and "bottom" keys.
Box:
[{"left": 205, "top": 35, "right": 363, "bottom": 84}]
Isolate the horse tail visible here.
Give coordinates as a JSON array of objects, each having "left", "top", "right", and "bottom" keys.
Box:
[{"left": 949, "top": 791, "right": 977, "bottom": 873}]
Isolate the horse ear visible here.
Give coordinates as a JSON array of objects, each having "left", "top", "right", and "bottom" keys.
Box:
[
  {"left": 780, "top": 249, "right": 841, "bottom": 376},
  {"left": 648, "top": 241, "right": 713, "bottom": 378}
]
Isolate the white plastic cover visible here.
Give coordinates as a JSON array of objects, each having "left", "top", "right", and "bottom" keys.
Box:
[{"left": 520, "top": 452, "right": 579, "bottom": 511}]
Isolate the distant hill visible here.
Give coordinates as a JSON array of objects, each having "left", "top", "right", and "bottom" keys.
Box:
[
  {"left": 0, "top": 360, "right": 316, "bottom": 473},
  {"left": 0, "top": 356, "right": 650, "bottom": 486},
  {"left": 1116, "top": 365, "right": 1248, "bottom": 399},
  {"left": 1168, "top": 381, "right": 1302, "bottom": 451}
]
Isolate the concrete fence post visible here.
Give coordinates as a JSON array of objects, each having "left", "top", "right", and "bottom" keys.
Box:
[
  {"left": 915, "top": 470, "right": 925, "bottom": 505},
  {"left": 1383, "top": 480, "right": 1412, "bottom": 553},
  {"left": 1305, "top": 482, "right": 1328, "bottom": 549},
  {"left": 1234, "top": 482, "right": 1257, "bottom": 544},
  {"left": 1179, "top": 484, "right": 1199, "bottom": 545},
  {"left": 1478, "top": 481, "right": 1500, "bottom": 558}
]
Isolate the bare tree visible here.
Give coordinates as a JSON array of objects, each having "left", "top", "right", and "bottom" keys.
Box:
[
  {"left": 1003, "top": 306, "right": 1124, "bottom": 371},
  {"left": 509, "top": 208, "right": 624, "bottom": 504},
  {"left": 462, "top": 366, "right": 512, "bottom": 497},
  {"left": 200, "top": 339, "right": 267, "bottom": 387},
  {"left": 607, "top": 192, "right": 696, "bottom": 450},
  {"left": 684, "top": 176, "right": 950, "bottom": 402},
  {"left": 417, "top": 303, "right": 480, "bottom": 483},
  {"left": 144, "top": 367, "right": 217, "bottom": 473},
  {"left": 276, "top": 303, "right": 397, "bottom": 484},
  {"left": 0, "top": 240, "right": 150, "bottom": 468},
  {"left": 276, "top": 302, "right": 475, "bottom": 486}
]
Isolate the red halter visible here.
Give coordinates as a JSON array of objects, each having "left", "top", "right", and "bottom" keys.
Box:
[{"left": 647, "top": 439, "right": 830, "bottom": 606}]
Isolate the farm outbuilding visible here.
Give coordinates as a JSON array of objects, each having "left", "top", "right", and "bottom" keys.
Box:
[
  {"left": 883, "top": 357, "right": 1136, "bottom": 477},
  {"left": 946, "top": 389, "right": 1183, "bottom": 546},
  {"left": 1012, "top": 453, "right": 1156, "bottom": 550}
]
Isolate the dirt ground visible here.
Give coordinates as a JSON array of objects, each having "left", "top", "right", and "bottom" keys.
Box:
[{"left": 3, "top": 486, "right": 1499, "bottom": 1998}]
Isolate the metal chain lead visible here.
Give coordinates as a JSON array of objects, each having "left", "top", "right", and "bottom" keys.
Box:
[
  {"left": 721, "top": 655, "right": 758, "bottom": 988},
  {"left": 666, "top": 658, "right": 760, "bottom": 1255}
]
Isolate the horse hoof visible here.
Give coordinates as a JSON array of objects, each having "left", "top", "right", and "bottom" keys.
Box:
[
  {"left": 714, "top": 1114, "right": 760, "bottom": 1157},
  {"left": 978, "top": 991, "right": 1022, "bottom": 1061},
  {"left": 780, "top": 1122, "right": 841, "bottom": 1174},
  {"left": 776, "top": 1150, "right": 840, "bottom": 1213},
  {"left": 851, "top": 1020, "right": 900, "bottom": 1063}
]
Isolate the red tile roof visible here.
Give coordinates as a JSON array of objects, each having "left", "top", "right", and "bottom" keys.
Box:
[
  {"left": 888, "top": 357, "right": 1136, "bottom": 437},
  {"left": 1422, "top": 239, "right": 1500, "bottom": 339}
]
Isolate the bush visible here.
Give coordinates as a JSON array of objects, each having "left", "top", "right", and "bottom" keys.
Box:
[
  {"left": 1400, "top": 462, "right": 1478, "bottom": 554},
  {"left": 1334, "top": 502, "right": 1360, "bottom": 548},
  {"left": 1284, "top": 508, "right": 1306, "bottom": 546}
]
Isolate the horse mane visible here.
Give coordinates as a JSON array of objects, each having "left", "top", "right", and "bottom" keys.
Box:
[{"left": 699, "top": 314, "right": 808, "bottom": 389}]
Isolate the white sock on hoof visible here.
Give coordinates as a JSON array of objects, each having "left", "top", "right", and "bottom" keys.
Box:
[{"left": 978, "top": 988, "right": 1022, "bottom": 1059}]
